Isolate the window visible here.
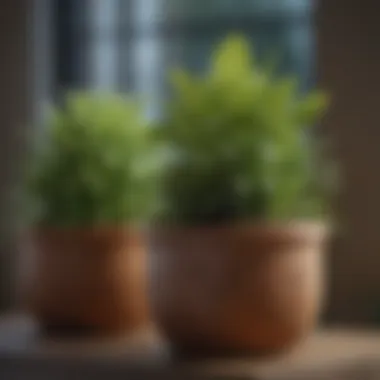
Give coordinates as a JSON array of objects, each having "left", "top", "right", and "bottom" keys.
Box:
[{"left": 53, "top": 0, "right": 315, "bottom": 115}]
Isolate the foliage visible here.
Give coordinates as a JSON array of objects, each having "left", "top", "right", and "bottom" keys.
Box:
[
  {"left": 157, "top": 34, "right": 333, "bottom": 224},
  {"left": 27, "top": 92, "right": 163, "bottom": 226}
]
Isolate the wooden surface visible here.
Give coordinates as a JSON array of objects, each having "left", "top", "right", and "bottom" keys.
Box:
[{"left": 0, "top": 315, "right": 380, "bottom": 379}]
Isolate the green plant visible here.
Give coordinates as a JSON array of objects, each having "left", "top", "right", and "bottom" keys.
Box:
[
  {"left": 27, "top": 92, "right": 163, "bottom": 226},
  {"left": 158, "top": 35, "right": 333, "bottom": 224}
]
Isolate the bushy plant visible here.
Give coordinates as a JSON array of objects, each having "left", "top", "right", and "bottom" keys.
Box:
[
  {"left": 158, "top": 35, "right": 333, "bottom": 224},
  {"left": 27, "top": 92, "right": 162, "bottom": 226}
]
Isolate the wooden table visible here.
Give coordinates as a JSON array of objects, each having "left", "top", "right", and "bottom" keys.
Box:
[{"left": 0, "top": 315, "right": 380, "bottom": 379}]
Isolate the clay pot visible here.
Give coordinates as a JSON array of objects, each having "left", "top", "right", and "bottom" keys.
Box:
[
  {"left": 22, "top": 227, "right": 150, "bottom": 334},
  {"left": 150, "top": 222, "right": 328, "bottom": 354}
]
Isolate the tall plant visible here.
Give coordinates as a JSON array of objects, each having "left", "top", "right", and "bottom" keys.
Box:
[{"left": 158, "top": 35, "right": 332, "bottom": 224}]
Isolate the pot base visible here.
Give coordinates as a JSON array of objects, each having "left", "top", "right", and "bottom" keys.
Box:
[
  {"left": 169, "top": 342, "right": 292, "bottom": 360},
  {"left": 24, "top": 227, "right": 151, "bottom": 336},
  {"left": 40, "top": 321, "right": 99, "bottom": 338},
  {"left": 150, "top": 223, "right": 327, "bottom": 354}
]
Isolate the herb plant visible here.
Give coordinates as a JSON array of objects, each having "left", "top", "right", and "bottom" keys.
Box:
[
  {"left": 27, "top": 92, "right": 162, "bottom": 226},
  {"left": 158, "top": 35, "right": 332, "bottom": 224}
]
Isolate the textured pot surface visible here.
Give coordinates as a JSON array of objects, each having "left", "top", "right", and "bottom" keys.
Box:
[
  {"left": 150, "top": 222, "right": 328, "bottom": 353},
  {"left": 23, "top": 227, "right": 150, "bottom": 334}
]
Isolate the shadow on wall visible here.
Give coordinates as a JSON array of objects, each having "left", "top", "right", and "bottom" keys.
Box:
[{"left": 0, "top": 0, "right": 33, "bottom": 310}]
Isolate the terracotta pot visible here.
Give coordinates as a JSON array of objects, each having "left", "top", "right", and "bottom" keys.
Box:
[
  {"left": 150, "top": 222, "right": 328, "bottom": 354},
  {"left": 22, "top": 227, "right": 150, "bottom": 334}
]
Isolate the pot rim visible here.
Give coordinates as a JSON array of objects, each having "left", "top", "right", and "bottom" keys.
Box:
[
  {"left": 149, "top": 220, "right": 330, "bottom": 247},
  {"left": 26, "top": 225, "right": 145, "bottom": 244},
  {"left": 150, "top": 219, "right": 329, "bottom": 232},
  {"left": 28, "top": 224, "right": 142, "bottom": 233}
]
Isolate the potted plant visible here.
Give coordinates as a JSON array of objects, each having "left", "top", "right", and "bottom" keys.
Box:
[
  {"left": 150, "top": 35, "right": 333, "bottom": 354},
  {"left": 22, "top": 92, "right": 162, "bottom": 335}
]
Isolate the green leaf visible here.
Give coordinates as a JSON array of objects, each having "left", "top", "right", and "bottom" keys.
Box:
[
  {"left": 26, "top": 91, "right": 164, "bottom": 227},
  {"left": 158, "top": 34, "right": 333, "bottom": 224},
  {"left": 211, "top": 34, "right": 253, "bottom": 82},
  {"left": 296, "top": 90, "right": 330, "bottom": 126}
]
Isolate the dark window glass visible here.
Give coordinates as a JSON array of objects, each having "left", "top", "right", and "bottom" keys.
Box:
[{"left": 54, "top": 0, "right": 315, "bottom": 115}]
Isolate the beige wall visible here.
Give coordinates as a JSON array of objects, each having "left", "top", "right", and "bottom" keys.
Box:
[{"left": 318, "top": 0, "right": 380, "bottom": 323}]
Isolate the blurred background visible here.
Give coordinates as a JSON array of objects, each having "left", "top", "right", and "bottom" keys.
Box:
[{"left": 0, "top": 0, "right": 380, "bottom": 325}]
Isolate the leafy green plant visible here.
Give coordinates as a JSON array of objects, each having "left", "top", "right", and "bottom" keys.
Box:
[
  {"left": 158, "top": 35, "right": 333, "bottom": 224},
  {"left": 27, "top": 92, "right": 163, "bottom": 227}
]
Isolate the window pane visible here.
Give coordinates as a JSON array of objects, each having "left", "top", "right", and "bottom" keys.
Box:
[
  {"left": 54, "top": 0, "right": 315, "bottom": 108},
  {"left": 131, "top": 0, "right": 315, "bottom": 115}
]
